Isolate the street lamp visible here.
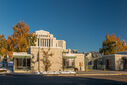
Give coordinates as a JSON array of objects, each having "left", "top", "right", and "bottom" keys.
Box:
[{"left": 37, "top": 37, "right": 40, "bottom": 73}]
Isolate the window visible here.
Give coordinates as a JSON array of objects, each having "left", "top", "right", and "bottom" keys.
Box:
[
  {"left": 63, "top": 58, "right": 75, "bottom": 68},
  {"left": 27, "top": 59, "right": 31, "bottom": 67},
  {"left": 23, "top": 59, "right": 26, "bottom": 66},
  {"left": 15, "top": 58, "right": 31, "bottom": 70}
]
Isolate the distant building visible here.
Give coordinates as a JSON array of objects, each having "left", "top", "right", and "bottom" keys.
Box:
[
  {"left": 102, "top": 51, "right": 127, "bottom": 70},
  {"left": 85, "top": 52, "right": 103, "bottom": 70}
]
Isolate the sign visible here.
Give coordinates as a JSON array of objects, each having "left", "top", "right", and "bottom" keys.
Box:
[{"left": 79, "top": 62, "right": 83, "bottom": 66}]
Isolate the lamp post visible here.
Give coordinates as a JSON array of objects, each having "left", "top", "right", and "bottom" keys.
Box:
[
  {"left": 85, "top": 54, "right": 87, "bottom": 72},
  {"left": 37, "top": 37, "right": 40, "bottom": 73}
]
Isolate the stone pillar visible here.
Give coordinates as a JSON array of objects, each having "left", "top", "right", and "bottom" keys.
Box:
[
  {"left": 46, "top": 39, "right": 47, "bottom": 47},
  {"left": 47, "top": 39, "right": 49, "bottom": 47},
  {"left": 51, "top": 39, "right": 53, "bottom": 47},
  {"left": 44, "top": 39, "right": 46, "bottom": 47},
  {"left": 50, "top": 39, "right": 52, "bottom": 47},
  {"left": 43, "top": 39, "right": 44, "bottom": 47},
  {"left": 49, "top": 39, "right": 50, "bottom": 47},
  {"left": 42, "top": 39, "right": 44, "bottom": 47},
  {"left": 48, "top": 39, "right": 50, "bottom": 47},
  {"left": 41, "top": 39, "right": 42, "bottom": 46},
  {"left": 47, "top": 39, "right": 48, "bottom": 47},
  {"left": 45, "top": 39, "right": 47, "bottom": 47},
  {"left": 46, "top": 39, "right": 48, "bottom": 47},
  {"left": 39, "top": 39, "right": 41, "bottom": 46}
]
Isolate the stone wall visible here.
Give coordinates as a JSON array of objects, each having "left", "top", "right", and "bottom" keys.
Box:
[
  {"left": 115, "top": 54, "right": 127, "bottom": 70},
  {"left": 74, "top": 54, "right": 85, "bottom": 71},
  {"left": 30, "top": 46, "right": 63, "bottom": 72},
  {"left": 102, "top": 55, "right": 115, "bottom": 70},
  {"left": 102, "top": 54, "right": 127, "bottom": 70}
]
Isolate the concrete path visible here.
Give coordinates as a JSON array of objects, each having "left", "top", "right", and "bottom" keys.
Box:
[{"left": 76, "top": 70, "right": 127, "bottom": 76}]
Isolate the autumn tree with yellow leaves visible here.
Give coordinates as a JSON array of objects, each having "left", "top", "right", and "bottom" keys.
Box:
[
  {"left": 7, "top": 21, "right": 37, "bottom": 52},
  {"left": 99, "top": 33, "right": 127, "bottom": 55},
  {"left": 0, "top": 35, "right": 8, "bottom": 57},
  {"left": 0, "top": 21, "right": 37, "bottom": 60}
]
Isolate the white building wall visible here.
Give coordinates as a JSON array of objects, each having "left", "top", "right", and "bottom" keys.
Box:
[{"left": 35, "top": 30, "right": 66, "bottom": 49}]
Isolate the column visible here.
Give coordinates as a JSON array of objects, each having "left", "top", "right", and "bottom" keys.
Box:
[
  {"left": 41, "top": 39, "right": 42, "bottom": 46},
  {"left": 51, "top": 39, "right": 53, "bottom": 47},
  {"left": 45, "top": 39, "right": 47, "bottom": 47},
  {"left": 44, "top": 39, "right": 45, "bottom": 47},
  {"left": 49, "top": 39, "right": 50, "bottom": 47},
  {"left": 50, "top": 39, "right": 52, "bottom": 47},
  {"left": 47, "top": 39, "right": 49, "bottom": 47},
  {"left": 44, "top": 39, "right": 46, "bottom": 47},
  {"left": 46, "top": 39, "right": 48, "bottom": 47},
  {"left": 47, "top": 39, "right": 48, "bottom": 47},
  {"left": 48, "top": 39, "right": 49, "bottom": 47},
  {"left": 38, "top": 38, "right": 39, "bottom": 46},
  {"left": 39, "top": 39, "right": 41, "bottom": 46},
  {"left": 42, "top": 39, "right": 44, "bottom": 47},
  {"left": 42, "top": 39, "right": 43, "bottom": 46}
]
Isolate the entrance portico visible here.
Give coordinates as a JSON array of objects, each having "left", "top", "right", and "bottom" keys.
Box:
[{"left": 13, "top": 52, "right": 31, "bottom": 73}]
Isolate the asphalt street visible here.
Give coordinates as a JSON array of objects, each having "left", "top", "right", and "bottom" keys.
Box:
[{"left": 0, "top": 74, "right": 127, "bottom": 85}]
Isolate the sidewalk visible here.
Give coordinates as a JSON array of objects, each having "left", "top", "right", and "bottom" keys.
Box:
[
  {"left": 1, "top": 70, "right": 127, "bottom": 76},
  {"left": 76, "top": 70, "right": 127, "bottom": 76},
  {"left": 41, "top": 70, "right": 127, "bottom": 77}
]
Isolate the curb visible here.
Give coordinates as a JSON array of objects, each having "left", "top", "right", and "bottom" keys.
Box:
[
  {"left": 42, "top": 73, "right": 127, "bottom": 77},
  {"left": 76, "top": 74, "right": 124, "bottom": 76}
]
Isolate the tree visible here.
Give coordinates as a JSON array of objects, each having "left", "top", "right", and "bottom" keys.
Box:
[
  {"left": 27, "top": 33, "right": 37, "bottom": 47},
  {"left": 0, "top": 35, "right": 9, "bottom": 67},
  {"left": 41, "top": 48, "right": 53, "bottom": 71},
  {"left": 0, "top": 35, "right": 8, "bottom": 57},
  {"left": 99, "top": 33, "right": 127, "bottom": 55},
  {"left": 7, "top": 21, "right": 37, "bottom": 52}
]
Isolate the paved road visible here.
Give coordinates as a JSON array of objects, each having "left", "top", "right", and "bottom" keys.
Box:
[{"left": 0, "top": 74, "right": 127, "bottom": 85}]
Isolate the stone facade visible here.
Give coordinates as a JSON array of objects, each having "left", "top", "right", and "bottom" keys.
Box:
[
  {"left": 73, "top": 54, "right": 85, "bottom": 71},
  {"left": 30, "top": 46, "right": 63, "bottom": 72},
  {"left": 102, "top": 52, "right": 127, "bottom": 70},
  {"left": 29, "top": 47, "right": 85, "bottom": 72}
]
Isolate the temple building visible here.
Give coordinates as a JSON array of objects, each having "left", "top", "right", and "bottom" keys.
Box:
[
  {"left": 13, "top": 30, "right": 85, "bottom": 73},
  {"left": 35, "top": 30, "right": 66, "bottom": 49}
]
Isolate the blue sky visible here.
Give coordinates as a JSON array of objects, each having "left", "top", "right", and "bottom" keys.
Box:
[{"left": 0, "top": 0, "right": 127, "bottom": 52}]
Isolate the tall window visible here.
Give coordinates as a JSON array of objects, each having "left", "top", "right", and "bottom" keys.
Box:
[
  {"left": 63, "top": 58, "right": 75, "bottom": 68},
  {"left": 15, "top": 58, "right": 31, "bottom": 70}
]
